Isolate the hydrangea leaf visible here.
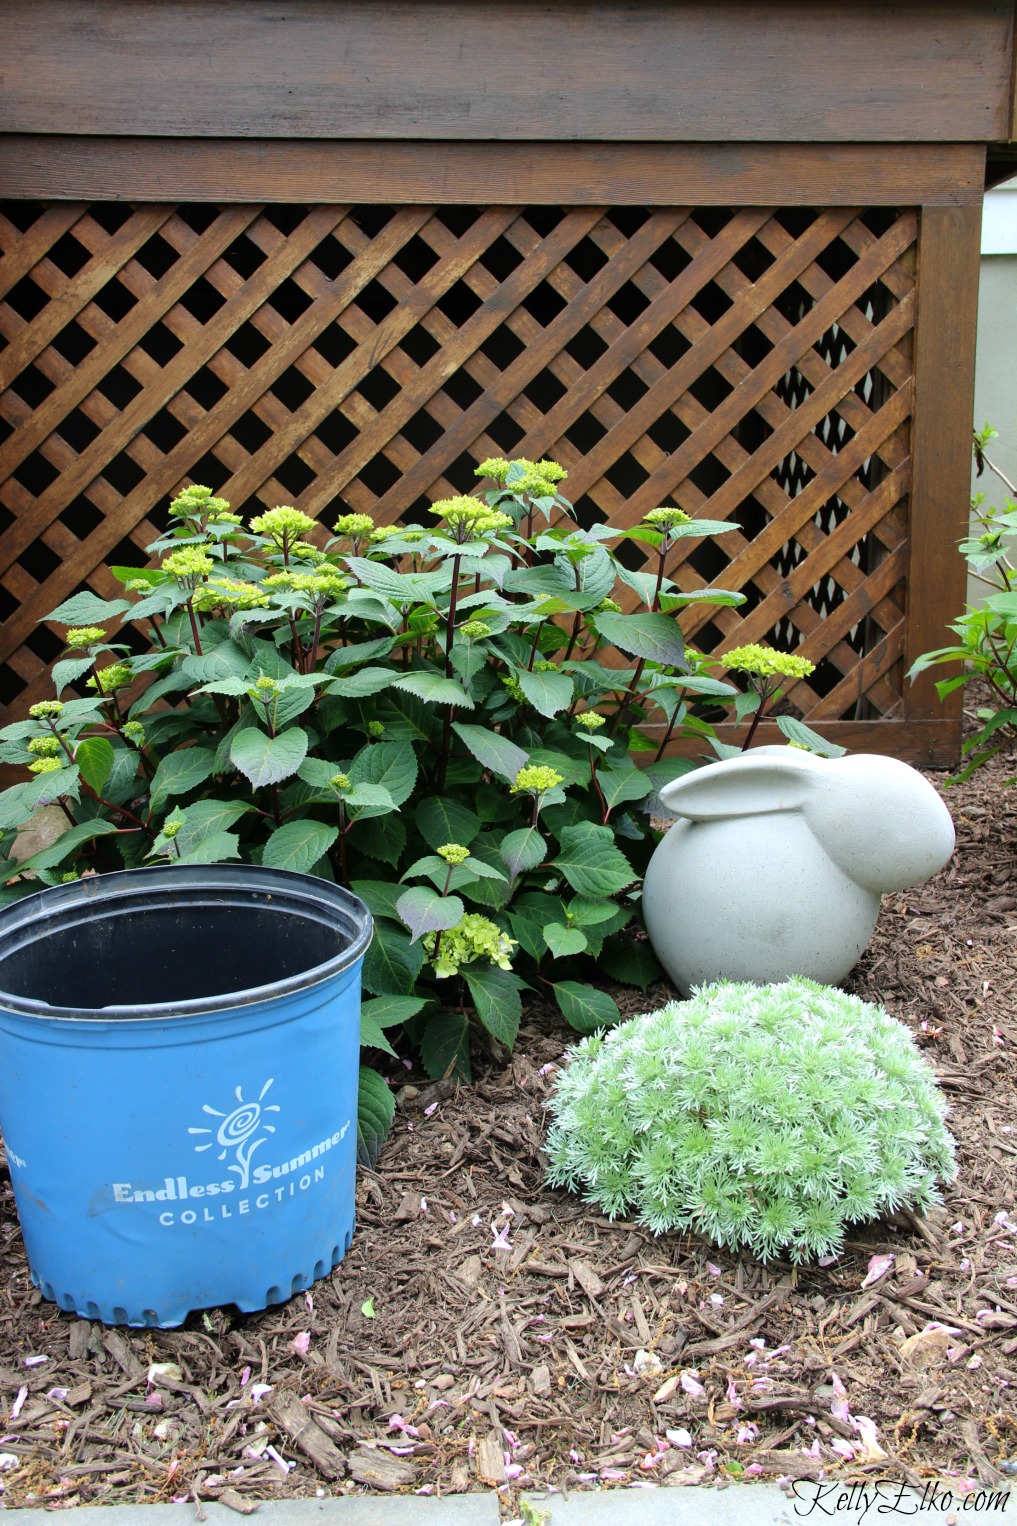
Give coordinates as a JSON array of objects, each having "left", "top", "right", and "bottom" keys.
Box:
[
  {"left": 344, "top": 782, "right": 397, "bottom": 821},
  {"left": 516, "top": 668, "right": 574, "bottom": 718},
  {"left": 776, "top": 715, "right": 847, "bottom": 757},
  {"left": 357, "top": 1065, "right": 395, "bottom": 1168},
  {"left": 0, "top": 784, "right": 29, "bottom": 833},
  {"left": 552, "top": 981, "right": 622, "bottom": 1034},
  {"left": 391, "top": 672, "right": 475, "bottom": 709},
  {"left": 146, "top": 747, "right": 218, "bottom": 817},
  {"left": 396, "top": 887, "right": 465, "bottom": 944},
  {"left": 415, "top": 796, "right": 481, "bottom": 849},
  {"left": 553, "top": 822, "right": 636, "bottom": 898},
  {"left": 420, "top": 1010, "right": 472, "bottom": 1082},
  {"left": 23, "top": 765, "right": 80, "bottom": 809},
  {"left": 543, "top": 924, "right": 588, "bottom": 959},
  {"left": 348, "top": 811, "right": 406, "bottom": 867},
  {"left": 593, "top": 611, "right": 687, "bottom": 669},
  {"left": 263, "top": 820, "right": 339, "bottom": 875},
  {"left": 362, "top": 918, "right": 424, "bottom": 995},
  {"left": 598, "top": 936, "right": 665, "bottom": 992},
  {"left": 351, "top": 879, "right": 405, "bottom": 922},
  {"left": 52, "top": 657, "right": 96, "bottom": 695},
  {"left": 229, "top": 729, "right": 307, "bottom": 790},
  {"left": 362, "top": 993, "right": 426, "bottom": 1033},
  {"left": 46, "top": 591, "right": 131, "bottom": 626},
  {"left": 597, "top": 765, "right": 654, "bottom": 811},
  {"left": 174, "top": 829, "right": 242, "bottom": 866},
  {"left": 74, "top": 736, "right": 115, "bottom": 796},
  {"left": 349, "top": 740, "right": 417, "bottom": 807},
  {"left": 499, "top": 826, "right": 547, "bottom": 880},
  {"left": 323, "top": 636, "right": 397, "bottom": 671},
  {"left": 181, "top": 642, "right": 252, "bottom": 684},
  {"left": 451, "top": 722, "right": 529, "bottom": 783},
  {"left": 330, "top": 666, "right": 407, "bottom": 698},
  {"left": 463, "top": 964, "right": 523, "bottom": 1049},
  {"left": 361, "top": 994, "right": 424, "bottom": 1057}
]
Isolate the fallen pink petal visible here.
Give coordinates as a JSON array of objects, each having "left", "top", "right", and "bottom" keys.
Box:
[{"left": 860, "top": 1252, "right": 894, "bottom": 1288}]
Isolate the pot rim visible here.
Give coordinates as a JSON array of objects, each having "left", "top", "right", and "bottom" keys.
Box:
[{"left": 0, "top": 864, "right": 374, "bottom": 1022}]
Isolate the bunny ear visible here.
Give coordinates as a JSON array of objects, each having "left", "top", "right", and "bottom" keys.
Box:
[{"left": 659, "top": 748, "right": 822, "bottom": 820}]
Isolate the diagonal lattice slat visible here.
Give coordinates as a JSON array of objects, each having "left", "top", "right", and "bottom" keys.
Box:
[{"left": 1, "top": 200, "right": 917, "bottom": 727}]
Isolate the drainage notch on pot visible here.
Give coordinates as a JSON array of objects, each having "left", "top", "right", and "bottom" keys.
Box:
[{"left": 0, "top": 865, "right": 373, "bottom": 1328}]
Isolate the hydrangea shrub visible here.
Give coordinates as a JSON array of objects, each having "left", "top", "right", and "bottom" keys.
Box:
[
  {"left": 0, "top": 463, "right": 760, "bottom": 1098},
  {"left": 545, "top": 977, "right": 956, "bottom": 1263}
]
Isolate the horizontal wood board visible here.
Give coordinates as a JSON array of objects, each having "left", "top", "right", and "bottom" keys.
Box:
[
  {"left": 2, "top": 0, "right": 1014, "bottom": 144},
  {"left": 0, "top": 198, "right": 969, "bottom": 762},
  {"left": 0, "top": 141, "right": 988, "bottom": 208}
]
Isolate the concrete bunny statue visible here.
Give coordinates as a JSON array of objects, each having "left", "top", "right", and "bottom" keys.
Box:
[{"left": 642, "top": 745, "right": 955, "bottom": 993}]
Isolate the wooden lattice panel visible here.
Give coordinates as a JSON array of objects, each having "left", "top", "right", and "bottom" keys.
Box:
[{"left": 0, "top": 200, "right": 915, "bottom": 724}]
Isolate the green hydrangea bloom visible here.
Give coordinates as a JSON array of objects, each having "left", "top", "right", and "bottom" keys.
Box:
[
  {"left": 126, "top": 578, "right": 154, "bottom": 594},
  {"left": 263, "top": 570, "right": 347, "bottom": 601},
  {"left": 162, "top": 820, "right": 183, "bottom": 840},
  {"left": 545, "top": 978, "right": 956, "bottom": 1263},
  {"left": 474, "top": 458, "right": 514, "bottom": 484},
  {"left": 596, "top": 597, "right": 622, "bottom": 614},
  {"left": 249, "top": 506, "right": 317, "bottom": 545},
  {"left": 290, "top": 542, "right": 327, "bottom": 564},
  {"left": 122, "top": 721, "right": 146, "bottom": 745},
  {"left": 29, "top": 701, "right": 64, "bottom": 719},
  {"left": 87, "top": 663, "right": 131, "bottom": 694},
  {"left": 28, "top": 757, "right": 63, "bottom": 774},
  {"left": 254, "top": 676, "right": 278, "bottom": 693},
  {"left": 502, "top": 674, "right": 524, "bottom": 703},
  {"left": 64, "top": 626, "right": 107, "bottom": 647},
  {"left": 369, "top": 524, "right": 402, "bottom": 543},
  {"left": 423, "top": 913, "right": 516, "bottom": 978},
  {"left": 721, "top": 644, "right": 815, "bottom": 681},
  {"left": 575, "top": 711, "right": 606, "bottom": 730},
  {"left": 511, "top": 764, "right": 565, "bottom": 794},
  {"left": 162, "top": 547, "right": 214, "bottom": 581},
  {"left": 332, "top": 513, "right": 376, "bottom": 537},
  {"left": 330, "top": 772, "right": 352, "bottom": 791},
  {"left": 474, "top": 457, "right": 566, "bottom": 494},
  {"left": 170, "top": 485, "right": 231, "bottom": 520},
  {"left": 26, "top": 736, "right": 61, "bottom": 756},
  {"left": 437, "top": 843, "right": 470, "bottom": 865},
  {"left": 460, "top": 620, "right": 491, "bottom": 640},
  {"left": 430, "top": 496, "right": 513, "bottom": 537},
  {"left": 644, "top": 507, "right": 692, "bottom": 530},
  {"left": 367, "top": 721, "right": 385, "bottom": 738},
  {"left": 194, "top": 576, "right": 270, "bottom": 612}
]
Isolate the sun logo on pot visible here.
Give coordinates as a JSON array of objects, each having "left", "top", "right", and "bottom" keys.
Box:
[{"left": 188, "top": 1080, "right": 281, "bottom": 1189}]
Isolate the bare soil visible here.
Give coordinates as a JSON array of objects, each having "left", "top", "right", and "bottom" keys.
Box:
[{"left": 1, "top": 721, "right": 1016, "bottom": 1511}]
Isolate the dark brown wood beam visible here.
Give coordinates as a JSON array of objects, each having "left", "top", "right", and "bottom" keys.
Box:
[
  {"left": 2, "top": 0, "right": 1013, "bottom": 144},
  {"left": 904, "top": 201, "right": 984, "bottom": 753},
  {"left": 0, "top": 138, "right": 988, "bottom": 207}
]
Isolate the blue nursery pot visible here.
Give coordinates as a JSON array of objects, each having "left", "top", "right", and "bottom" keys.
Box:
[{"left": 0, "top": 865, "right": 372, "bottom": 1327}]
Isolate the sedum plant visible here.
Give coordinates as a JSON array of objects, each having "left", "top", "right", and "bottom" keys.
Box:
[
  {"left": 545, "top": 977, "right": 956, "bottom": 1263},
  {"left": 908, "top": 422, "right": 1017, "bottom": 782},
  {"left": 0, "top": 463, "right": 762, "bottom": 1098}
]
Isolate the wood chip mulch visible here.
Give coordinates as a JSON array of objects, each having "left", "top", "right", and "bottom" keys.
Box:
[{"left": 1, "top": 715, "right": 1016, "bottom": 1511}]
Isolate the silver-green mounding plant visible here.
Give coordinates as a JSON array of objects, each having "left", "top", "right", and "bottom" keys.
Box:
[{"left": 545, "top": 977, "right": 956, "bottom": 1263}]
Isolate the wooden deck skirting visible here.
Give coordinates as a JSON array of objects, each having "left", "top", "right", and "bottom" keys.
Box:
[
  {"left": 0, "top": 0, "right": 997, "bottom": 764},
  {"left": 0, "top": 188, "right": 978, "bottom": 762}
]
